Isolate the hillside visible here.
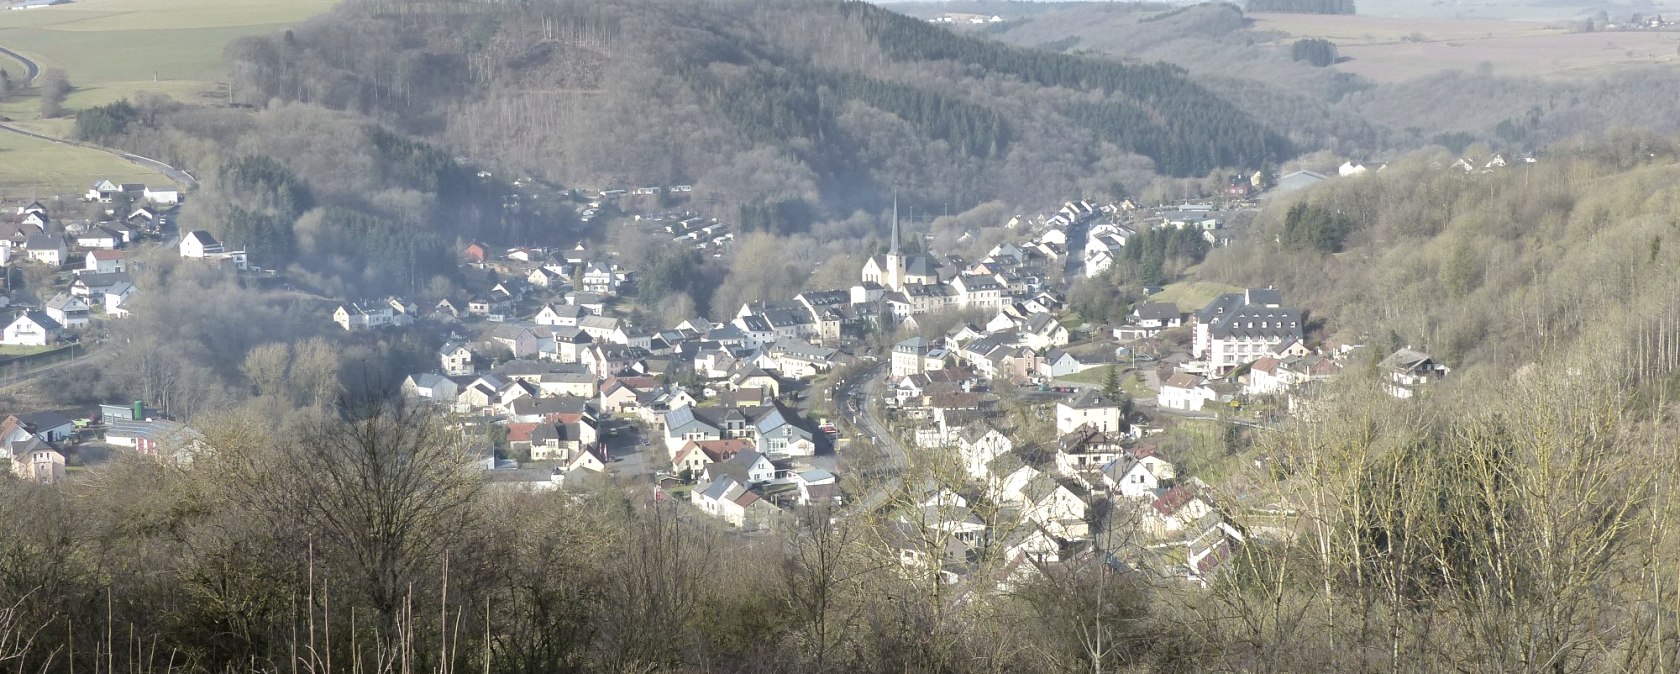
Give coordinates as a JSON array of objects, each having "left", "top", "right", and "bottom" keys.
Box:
[
  {"left": 223, "top": 0, "right": 1293, "bottom": 222},
  {"left": 962, "top": 2, "right": 1680, "bottom": 167},
  {"left": 1196, "top": 134, "right": 1680, "bottom": 380}
]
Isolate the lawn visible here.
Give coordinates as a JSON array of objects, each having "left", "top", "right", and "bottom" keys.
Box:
[
  {"left": 0, "top": 0, "right": 334, "bottom": 195},
  {"left": 0, "top": 344, "right": 51, "bottom": 357},
  {"left": 1158, "top": 419, "right": 1249, "bottom": 486},
  {"left": 1150, "top": 281, "right": 1241, "bottom": 312},
  {"left": 0, "top": 0, "right": 335, "bottom": 116},
  {"left": 1062, "top": 366, "right": 1153, "bottom": 398},
  {"left": 0, "top": 129, "right": 160, "bottom": 195},
  {"left": 1249, "top": 12, "right": 1680, "bottom": 82}
]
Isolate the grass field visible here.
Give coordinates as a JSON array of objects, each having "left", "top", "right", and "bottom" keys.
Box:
[
  {"left": 1251, "top": 13, "right": 1680, "bottom": 81},
  {"left": 0, "top": 0, "right": 334, "bottom": 196},
  {"left": 1151, "top": 281, "right": 1242, "bottom": 311},
  {"left": 0, "top": 130, "right": 157, "bottom": 194},
  {"left": 0, "top": 0, "right": 334, "bottom": 108}
]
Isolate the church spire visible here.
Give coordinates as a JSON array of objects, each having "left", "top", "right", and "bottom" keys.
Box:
[{"left": 889, "top": 191, "right": 900, "bottom": 256}]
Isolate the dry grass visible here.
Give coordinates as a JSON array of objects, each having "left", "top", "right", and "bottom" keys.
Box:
[
  {"left": 0, "top": 0, "right": 332, "bottom": 196},
  {"left": 0, "top": 131, "right": 159, "bottom": 195},
  {"left": 0, "top": 0, "right": 334, "bottom": 111},
  {"left": 1251, "top": 12, "right": 1680, "bottom": 81},
  {"left": 1150, "top": 281, "right": 1242, "bottom": 311}
]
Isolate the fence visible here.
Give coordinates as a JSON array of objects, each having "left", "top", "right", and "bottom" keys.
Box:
[{"left": 0, "top": 343, "right": 90, "bottom": 385}]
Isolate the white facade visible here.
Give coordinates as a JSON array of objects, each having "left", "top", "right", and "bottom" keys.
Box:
[
  {"left": 2, "top": 313, "right": 58, "bottom": 346},
  {"left": 1055, "top": 393, "right": 1123, "bottom": 435}
]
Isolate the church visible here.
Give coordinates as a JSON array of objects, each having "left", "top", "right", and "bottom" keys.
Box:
[
  {"left": 849, "top": 199, "right": 1014, "bottom": 320},
  {"left": 860, "top": 198, "right": 942, "bottom": 293}
]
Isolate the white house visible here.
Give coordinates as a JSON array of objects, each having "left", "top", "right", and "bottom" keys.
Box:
[
  {"left": 1019, "top": 474, "right": 1087, "bottom": 533},
  {"left": 1145, "top": 486, "right": 1216, "bottom": 537},
  {"left": 179, "top": 230, "right": 223, "bottom": 258},
  {"left": 75, "top": 228, "right": 118, "bottom": 250},
  {"left": 333, "top": 298, "right": 415, "bottom": 331},
  {"left": 955, "top": 423, "right": 1012, "bottom": 481},
  {"left": 2, "top": 311, "right": 60, "bottom": 346},
  {"left": 402, "top": 373, "right": 460, "bottom": 405},
  {"left": 892, "top": 336, "right": 932, "bottom": 378},
  {"left": 103, "top": 283, "right": 135, "bottom": 319},
  {"left": 1380, "top": 348, "right": 1449, "bottom": 399},
  {"left": 43, "top": 293, "right": 90, "bottom": 329},
  {"left": 1158, "top": 373, "right": 1217, "bottom": 412},
  {"left": 534, "top": 303, "right": 587, "bottom": 327},
  {"left": 1100, "top": 455, "right": 1176, "bottom": 501},
  {"left": 24, "top": 234, "right": 65, "bottom": 266},
  {"left": 143, "top": 186, "right": 182, "bottom": 204},
  {"left": 86, "top": 179, "right": 126, "bottom": 203},
  {"left": 439, "top": 341, "right": 475, "bottom": 376},
  {"left": 85, "top": 250, "right": 125, "bottom": 274},
  {"left": 1055, "top": 390, "right": 1124, "bottom": 435}
]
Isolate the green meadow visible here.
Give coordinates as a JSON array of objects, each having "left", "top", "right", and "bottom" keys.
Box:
[{"left": 0, "top": 0, "right": 334, "bottom": 196}]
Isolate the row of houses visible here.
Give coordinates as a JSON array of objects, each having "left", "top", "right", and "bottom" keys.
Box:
[
  {"left": 85, "top": 179, "right": 181, "bottom": 205},
  {"left": 888, "top": 303, "right": 1072, "bottom": 385}
]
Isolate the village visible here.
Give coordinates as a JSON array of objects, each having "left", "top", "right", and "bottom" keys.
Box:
[{"left": 0, "top": 172, "right": 1457, "bottom": 592}]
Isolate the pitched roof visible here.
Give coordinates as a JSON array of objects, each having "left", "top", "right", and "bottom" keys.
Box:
[
  {"left": 24, "top": 233, "right": 63, "bottom": 250},
  {"left": 43, "top": 293, "right": 85, "bottom": 311},
  {"left": 510, "top": 395, "right": 589, "bottom": 417},
  {"left": 18, "top": 410, "right": 75, "bottom": 431},
  {"left": 1379, "top": 348, "right": 1437, "bottom": 374},
  {"left": 958, "top": 421, "right": 998, "bottom": 445},
  {"left": 504, "top": 422, "right": 539, "bottom": 444},
  {"left": 1134, "top": 301, "right": 1179, "bottom": 321},
  {"left": 13, "top": 311, "right": 60, "bottom": 332},
  {"left": 1162, "top": 373, "right": 1202, "bottom": 389},
  {"left": 1152, "top": 486, "right": 1197, "bottom": 516},
  {"left": 1061, "top": 389, "right": 1117, "bottom": 409}
]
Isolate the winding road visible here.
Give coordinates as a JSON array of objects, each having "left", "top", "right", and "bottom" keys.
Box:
[
  {"left": 0, "top": 44, "right": 38, "bottom": 83},
  {"left": 0, "top": 44, "right": 198, "bottom": 188},
  {"left": 839, "top": 364, "right": 909, "bottom": 515}
]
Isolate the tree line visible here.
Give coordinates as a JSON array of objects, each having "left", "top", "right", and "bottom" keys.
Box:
[
  {"left": 1248, "top": 0, "right": 1356, "bottom": 14},
  {"left": 840, "top": 0, "right": 1292, "bottom": 177},
  {"left": 220, "top": 0, "right": 1292, "bottom": 222},
  {"left": 1290, "top": 38, "right": 1337, "bottom": 67}
]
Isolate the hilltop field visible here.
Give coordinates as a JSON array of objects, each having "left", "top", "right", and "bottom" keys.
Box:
[
  {"left": 1250, "top": 12, "right": 1680, "bottom": 82},
  {"left": 0, "top": 0, "right": 334, "bottom": 195}
]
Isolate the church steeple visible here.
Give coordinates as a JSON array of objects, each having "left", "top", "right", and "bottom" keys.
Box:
[
  {"left": 885, "top": 191, "right": 903, "bottom": 292},
  {"left": 889, "top": 192, "right": 900, "bottom": 256}
]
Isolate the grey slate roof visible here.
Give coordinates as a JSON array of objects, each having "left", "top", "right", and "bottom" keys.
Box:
[{"left": 1133, "top": 302, "right": 1180, "bottom": 322}]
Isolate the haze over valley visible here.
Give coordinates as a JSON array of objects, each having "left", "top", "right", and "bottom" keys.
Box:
[{"left": 0, "top": 0, "right": 1673, "bottom": 672}]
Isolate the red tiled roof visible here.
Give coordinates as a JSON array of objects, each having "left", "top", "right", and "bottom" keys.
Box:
[
  {"left": 1196, "top": 541, "right": 1231, "bottom": 575},
  {"left": 695, "top": 438, "right": 755, "bottom": 462},
  {"left": 504, "top": 422, "right": 538, "bottom": 443},
  {"left": 1152, "top": 486, "right": 1195, "bottom": 516}
]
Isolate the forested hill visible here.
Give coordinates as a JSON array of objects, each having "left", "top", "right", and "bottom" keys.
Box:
[{"left": 226, "top": 0, "right": 1291, "bottom": 219}]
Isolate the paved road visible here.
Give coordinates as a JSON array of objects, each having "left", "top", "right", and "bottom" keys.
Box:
[
  {"left": 0, "top": 45, "right": 38, "bottom": 83},
  {"left": 841, "top": 364, "right": 908, "bottom": 515},
  {"left": 0, "top": 43, "right": 198, "bottom": 188}
]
